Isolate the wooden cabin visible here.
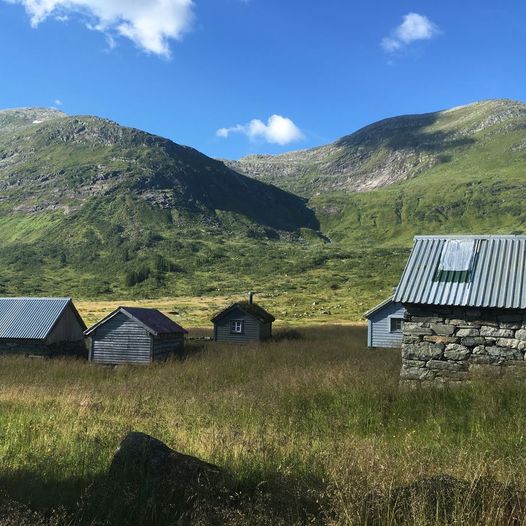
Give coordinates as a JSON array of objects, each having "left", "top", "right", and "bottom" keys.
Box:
[
  {"left": 0, "top": 297, "right": 86, "bottom": 355},
  {"left": 212, "top": 293, "right": 275, "bottom": 343},
  {"left": 364, "top": 297, "right": 405, "bottom": 348},
  {"left": 85, "top": 307, "right": 187, "bottom": 365}
]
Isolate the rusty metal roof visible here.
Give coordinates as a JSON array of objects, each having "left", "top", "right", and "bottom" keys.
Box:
[
  {"left": 0, "top": 297, "right": 84, "bottom": 340},
  {"left": 393, "top": 235, "right": 526, "bottom": 309}
]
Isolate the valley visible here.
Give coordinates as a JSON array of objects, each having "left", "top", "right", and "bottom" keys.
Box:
[{"left": 0, "top": 99, "right": 525, "bottom": 319}]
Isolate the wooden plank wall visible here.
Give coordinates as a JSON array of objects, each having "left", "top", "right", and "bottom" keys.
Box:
[
  {"left": 368, "top": 302, "right": 405, "bottom": 348},
  {"left": 153, "top": 334, "right": 185, "bottom": 360},
  {"left": 91, "top": 312, "right": 152, "bottom": 364},
  {"left": 214, "top": 307, "right": 261, "bottom": 343}
]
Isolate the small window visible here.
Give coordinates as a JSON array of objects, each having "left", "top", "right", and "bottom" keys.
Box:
[
  {"left": 231, "top": 320, "right": 244, "bottom": 334},
  {"left": 390, "top": 317, "right": 403, "bottom": 333}
]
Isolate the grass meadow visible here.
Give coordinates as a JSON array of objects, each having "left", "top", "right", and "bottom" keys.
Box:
[{"left": 0, "top": 325, "right": 526, "bottom": 524}]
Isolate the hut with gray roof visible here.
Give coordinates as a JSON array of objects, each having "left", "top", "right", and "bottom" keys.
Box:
[
  {"left": 85, "top": 307, "right": 187, "bottom": 365},
  {"left": 394, "top": 235, "right": 526, "bottom": 384},
  {"left": 0, "top": 297, "right": 86, "bottom": 356},
  {"left": 364, "top": 296, "right": 405, "bottom": 348},
  {"left": 212, "top": 293, "right": 275, "bottom": 343}
]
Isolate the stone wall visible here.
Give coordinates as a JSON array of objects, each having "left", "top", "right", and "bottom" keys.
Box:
[{"left": 401, "top": 304, "right": 526, "bottom": 384}]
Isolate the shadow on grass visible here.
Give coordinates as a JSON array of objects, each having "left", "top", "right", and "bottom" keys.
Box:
[
  {"left": 1, "top": 469, "right": 526, "bottom": 525},
  {"left": 0, "top": 469, "right": 328, "bottom": 526}
]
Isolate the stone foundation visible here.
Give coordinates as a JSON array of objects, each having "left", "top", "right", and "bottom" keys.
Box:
[{"left": 401, "top": 304, "right": 526, "bottom": 384}]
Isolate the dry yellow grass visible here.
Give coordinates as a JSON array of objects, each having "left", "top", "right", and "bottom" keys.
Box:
[{"left": 75, "top": 295, "right": 366, "bottom": 328}]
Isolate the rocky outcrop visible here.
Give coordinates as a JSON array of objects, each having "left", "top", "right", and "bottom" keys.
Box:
[
  {"left": 225, "top": 99, "right": 526, "bottom": 197},
  {"left": 401, "top": 305, "right": 526, "bottom": 384}
]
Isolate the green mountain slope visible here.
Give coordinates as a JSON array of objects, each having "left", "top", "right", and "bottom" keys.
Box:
[
  {"left": 0, "top": 109, "right": 329, "bottom": 301},
  {"left": 226, "top": 99, "right": 526, "bottom": 198},
  {"left": 0, "top": 101, "right": 524, "bottom": 322},
  {"left": 0, "top": 108, "right": 317, "bottom": 231}
]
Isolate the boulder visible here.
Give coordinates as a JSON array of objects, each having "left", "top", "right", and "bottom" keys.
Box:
[
  {"left": 110, "top": 431, "right": 223, "bottom": 484},
  {"left": 104, "top": 432, "right": 231, "bottom": 525}
]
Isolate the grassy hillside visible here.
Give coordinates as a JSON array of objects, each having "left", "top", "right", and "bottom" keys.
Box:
[
  {"left": 313, "top": 106, "right": 526, "bottom": 247},
  {"left": 0, "top": 108, "right": 332, "bottom": 305},
  {"left": 0, "top": 101, "right": 525, "bottom": 319}
]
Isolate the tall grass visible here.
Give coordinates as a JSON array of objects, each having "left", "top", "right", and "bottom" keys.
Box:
[{"left": 0, "top": 326, "right": 525, "bottom": 524}]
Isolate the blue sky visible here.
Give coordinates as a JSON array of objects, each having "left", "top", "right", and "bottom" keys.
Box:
[{"left": 0, "top": 0, "right": 525, "bottom": 159}]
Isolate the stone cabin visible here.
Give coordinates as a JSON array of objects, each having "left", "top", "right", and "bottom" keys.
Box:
[
  {"left": 212, "top": 293, "right": 275, "bottom": 343},
  {"left": 393, "top": 235, "right": 526, "bottom": 384}
]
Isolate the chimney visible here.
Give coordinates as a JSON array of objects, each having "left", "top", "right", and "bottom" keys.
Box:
[{"left": 248, "top": 291, "right": 254, "bottom": 305}]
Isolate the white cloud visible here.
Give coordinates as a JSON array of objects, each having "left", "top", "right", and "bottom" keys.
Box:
[
  {"left": 382, "top": 13, "right": 439, "bottom": 53},
  {"left": 4, "top": 0, "right": 194, "bottom": 57},
  {"left": 217, "top": 115, "right": 304, "bottom": 145},
  {"left": 54, "top": 98, "right": 63, "bottom": 106}
]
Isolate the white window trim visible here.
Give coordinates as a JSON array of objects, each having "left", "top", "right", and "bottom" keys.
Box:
[{"left": 231, "top": 320, "right": 244, "bottom": 334}]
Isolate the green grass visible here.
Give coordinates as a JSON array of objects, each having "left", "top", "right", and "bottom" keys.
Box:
[{"left": 0, "top": 326, "right": 526, "bottom": 524}]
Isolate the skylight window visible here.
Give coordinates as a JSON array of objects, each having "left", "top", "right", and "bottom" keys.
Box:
[
  {"left": 434, "top": 239, "right": 476, "bottom": 282},
  {"left": 439, "top": 239, "right": 475, "bottom": 271}
]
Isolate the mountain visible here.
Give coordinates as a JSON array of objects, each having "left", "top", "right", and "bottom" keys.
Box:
[
  {"left": 226, "top": 99, "right": 526, "bottom": 197},
  {"left": 0, "top": 108, "right": 317, "bottom": 231},
  {"left": 0, "top": 108, "right": 323, "bottom": 300},
  {"left": 0, "top": 101, "right": 524, "bottom": 322}
]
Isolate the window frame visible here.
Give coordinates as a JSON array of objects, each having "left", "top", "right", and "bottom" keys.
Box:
[
  {"left": 230, "top": 320, "right": 244, "bottom": 334},
  {"left": 389, "top": 316, "right": 403, "bottom": 333}
]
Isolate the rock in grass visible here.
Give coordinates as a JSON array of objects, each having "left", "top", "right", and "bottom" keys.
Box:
[
  {"left": 109, "top": 431, "right": 222, "bottom": 484},
  {"left": 104, "top": 432, "right": 231, "bottom": 525}
]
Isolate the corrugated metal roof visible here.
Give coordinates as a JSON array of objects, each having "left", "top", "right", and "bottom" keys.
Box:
[
  {"left": 0, "top": 297, "right": 72, "bottom": 340},
  {"left": 394, "top": 235, "right": 526, "bottom": 309}
]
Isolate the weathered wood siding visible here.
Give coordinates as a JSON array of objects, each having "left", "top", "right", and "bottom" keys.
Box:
[
  {"left": 259, "top": 322, "right": 272, "bottom": 340},
  {"left": 368, "top": 302, "right": 405, "bottom": 348},
  {"left": 47, "top": 305, "right": 85, "bottom": 344},
  {"left": 91, "top": 312, "right": 152, "bottom": 364},
  {"left": 214, "top": 307, "right": 261, "bottom": 343},
  {"left": 152, "top": 334, "right": 185, "bottom": 360}
]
